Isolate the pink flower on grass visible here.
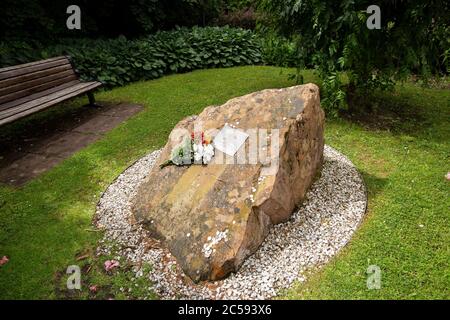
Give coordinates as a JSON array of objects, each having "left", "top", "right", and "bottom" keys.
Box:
[
  {"left": 89, "top": 285, "right": 98, "bottom": 293},
  {"left": 446, "top": 172, "right": 450, "bottom": 181},
  {"left": 0, "top": 256, "right": 9, "bottom": 266},
  {"left": 104, "top": 260, "right": 120, "bottom": 272}
]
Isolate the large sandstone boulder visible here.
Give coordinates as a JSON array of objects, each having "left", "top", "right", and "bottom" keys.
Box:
[{"left": 132, "top": 84, "right": 324, "bottom": 282}]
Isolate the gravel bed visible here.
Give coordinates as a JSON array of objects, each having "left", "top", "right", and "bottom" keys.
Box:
[{"left": 95, "top": 145, "right": 367, "bottom": 299}]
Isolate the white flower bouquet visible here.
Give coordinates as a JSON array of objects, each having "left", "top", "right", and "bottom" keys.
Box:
[{"left": 160, "top": 131, "right": 215, "bottom": 169}]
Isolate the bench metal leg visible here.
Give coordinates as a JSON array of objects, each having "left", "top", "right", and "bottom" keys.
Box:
[{"left": 87, "top": 92, "right": 97, "bottom": 106}]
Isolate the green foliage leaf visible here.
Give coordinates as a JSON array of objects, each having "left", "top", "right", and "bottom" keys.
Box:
[
  {"left": 0, "top": 26, "right": 263, "bottom": 88},
  {"left": 260, "top": 0, "right": 450, "bottom": 114}
]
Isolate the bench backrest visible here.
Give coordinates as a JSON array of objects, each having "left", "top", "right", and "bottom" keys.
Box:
[{"left": 0, "top": 56, "right": 79, "bottom": 106}]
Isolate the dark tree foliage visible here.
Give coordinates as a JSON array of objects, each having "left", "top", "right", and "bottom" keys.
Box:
[
  {"left": 0, "top": 0, "right": 224, "bottom": 41},
  {"left": 260, "top": 0, "right": 450, "bottom": 114}
]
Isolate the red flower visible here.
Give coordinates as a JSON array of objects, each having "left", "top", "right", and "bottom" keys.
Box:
[
  {"left": 0, "top": 256, "right": 9, "bottom": 266},
  {"left": 104, "top": 260, "right": 120, "bottom": 271}
]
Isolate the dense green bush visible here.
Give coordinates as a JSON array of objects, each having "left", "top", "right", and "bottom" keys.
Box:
[
  {"left": 0, "top": 27, "right": 262, "bottom": 88},
  {"left": 260, "top": 34, "right": 299, "bottom": 68}
]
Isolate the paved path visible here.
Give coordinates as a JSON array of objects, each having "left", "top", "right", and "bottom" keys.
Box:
[{"left": 0, "top": 102, "right": 142, "bottom": 186}]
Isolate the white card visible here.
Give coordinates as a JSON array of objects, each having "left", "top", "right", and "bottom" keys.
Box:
[{"left": 213, "top": 125, "right": 249, "bottom": 156}]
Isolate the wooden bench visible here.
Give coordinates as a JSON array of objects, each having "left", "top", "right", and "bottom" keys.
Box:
[{"left": 0, "top": 56, "right": 102, "bottom": 126}]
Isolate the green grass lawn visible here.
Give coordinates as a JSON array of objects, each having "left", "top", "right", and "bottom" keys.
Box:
[{"left": 0, "top": 66, "right": 448, "bottom": 299}]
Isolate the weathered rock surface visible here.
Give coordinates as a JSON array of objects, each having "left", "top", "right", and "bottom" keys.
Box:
[{"left": 132, "top": 84, "right": 324, "bottom": 282}]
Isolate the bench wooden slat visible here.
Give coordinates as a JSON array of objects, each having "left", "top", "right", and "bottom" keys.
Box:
[
  {"left": 0, "top": 81, "right": 98, "bottom": 120},
  {"left": 0, "top": 56, "right": 102, "bottom": 126},
  {"left": 0, "top": 69, "right": 77, "bottom": 97},
  {"left": 0, "top": 82, "right": 102, "bottom": 125},
  {"left": 0, "top": 74, "right": 78, "bottom": 105},
  {"left": 0, "top": 56, "right": 67, "bottom": 73},
  {"left": 0, "top": 58, "right": 71, "bottom": 81},
  {"left": 0, "top": 80, "right": 80, "bottom": 112},
  {"left": 0, "top": 64, "right": 73, "bottom": 89}
]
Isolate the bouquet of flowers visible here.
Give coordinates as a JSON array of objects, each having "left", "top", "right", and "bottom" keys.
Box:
[{"left": 160, "top": 132, "right": 215, "bottom": 169}]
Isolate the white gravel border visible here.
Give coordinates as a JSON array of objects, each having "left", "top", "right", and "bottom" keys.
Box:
[{"left": 95, "top": 145, "right": 367, "bottom": 299}]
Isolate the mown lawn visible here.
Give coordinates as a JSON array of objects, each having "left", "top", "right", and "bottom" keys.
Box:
[
  {"left": 284, "top": 82, "right": 450, "bottom": 299},
  {"left": 0, "top": 66, "right": 448, "bottom": 299}
]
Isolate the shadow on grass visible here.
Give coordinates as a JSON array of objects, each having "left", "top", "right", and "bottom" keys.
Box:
[
  {"left": 344, "top": 92, "right": 428, "bottom": 133},
  {"left": 359, "top": 170, "right": 388, "bottom": 199},
  {"left": 342, "top": 85, "right": 449, "bottom": 144}
]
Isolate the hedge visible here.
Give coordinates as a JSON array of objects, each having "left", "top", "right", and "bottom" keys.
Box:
[{"left": 0, "top": 27, "right": 263, "bottom": 88}]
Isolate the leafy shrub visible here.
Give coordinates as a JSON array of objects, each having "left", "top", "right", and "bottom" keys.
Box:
[
  {"left": 260, "top": 0, "right": 450, "bottom": 115},
  {"left": 0, "top": 27, "right": 262, "bottom": 88},
  {"left": 260, "top": 33, "right": 299, "bottom": 68}
]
